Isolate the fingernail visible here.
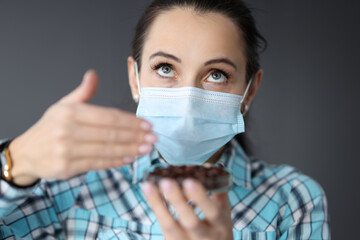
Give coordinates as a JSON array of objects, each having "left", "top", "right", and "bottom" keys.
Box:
[
  {"left": 141, "top": 182, "right": 153, "bottom": 196},
  {"left": 138, "top": 144, "right": 152, "bottom": 154},
  {"left": 159, "top": 179, "right": 172, "bottom": 193},
  {"left": 144, "top": 133, "right": 157, "bottom": 143},
  {"left": 84, "top": 69, "right": 95, "bottom": 78},
  {"left": 123, "top": 157, "right": 135, "bottom": 163},
  {"left": 140, "top": 121, "right": 152, "bottom": 131},
  {"left": 183, "top": 179, "right": 197, "bottom": 192}
]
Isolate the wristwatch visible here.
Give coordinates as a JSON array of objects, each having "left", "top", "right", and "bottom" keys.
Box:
[
  {"left": 0, "top": 139, "right": 13, "bottom": 182},
  {"left": 0, "top": 139, "right": 40, "bottom": 188}
]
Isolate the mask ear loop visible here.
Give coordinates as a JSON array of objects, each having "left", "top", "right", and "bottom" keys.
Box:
[
  {"left": 240, "top": 78, "right": 253, "bottom": 115},
  {"left": 134, "top": 61, "right": 141, "bottom": 103}
]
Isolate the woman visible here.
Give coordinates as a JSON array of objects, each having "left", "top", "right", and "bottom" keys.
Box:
[{"left": 0, "top": 0, "right": 330, "bottom": 239}]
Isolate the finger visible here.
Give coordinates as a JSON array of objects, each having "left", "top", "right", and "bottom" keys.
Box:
[
  {"left": 183, "top": 179, "right": 227, "bottom": 225},
  {"left": 60, "top": 70, "right": 99, "bottom": 103},
  {"left": 72, "top": 104, "right": 152, "bottom": 131},
  {"left": 72, "top": 124, "right": 157, "bottom": 144},
  {"left": 71, "top": 156, "right": 135, "bottom": 173},
  {"left": 142, "top": 182, "right": 186, "bottom": 239},
  {"left": 69, "top": 142, "right": 154, "bottom": 159},
  {"left": 211, "top": 192, "right": 231, "bottom": 210},
  {"left": 159, "top": 179, "right": 208, "bottom": 236}
]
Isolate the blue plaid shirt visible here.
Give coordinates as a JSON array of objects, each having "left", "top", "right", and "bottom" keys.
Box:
[{"left": 0, "top": 139, "right": 330, "bottom": 239}]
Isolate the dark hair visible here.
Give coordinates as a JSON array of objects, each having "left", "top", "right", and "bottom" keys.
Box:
[{"left": 131, "top": 0, "right": 267, "bottom": 154}]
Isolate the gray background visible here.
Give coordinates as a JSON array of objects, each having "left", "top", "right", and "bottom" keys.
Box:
[{"left": 0, "top": 0, "right": 359, "bottom": 238}]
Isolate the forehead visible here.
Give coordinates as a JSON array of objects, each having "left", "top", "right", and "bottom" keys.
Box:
[{"left": 142, "top": 8, "right": 246, "bottom": 67}]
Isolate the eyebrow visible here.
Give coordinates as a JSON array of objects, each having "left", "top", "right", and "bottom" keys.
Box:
[
  {"left": 149, "top": 51, "right": 237, "bottom": 70},
  {"left": 204, "top": 58, "right": 237, "bottom": 70},
  {"left": 149, "top": 51, "right": 181, "bottom": 63}
]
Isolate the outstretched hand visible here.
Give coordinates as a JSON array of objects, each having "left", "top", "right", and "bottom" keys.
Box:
[{"left": 9, "top": 70, "right": 157, "bottom": 186}]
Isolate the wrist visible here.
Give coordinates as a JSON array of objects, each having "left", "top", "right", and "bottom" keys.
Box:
[{"left": 7, "top": 138, "right": 39, "bottom": 187}]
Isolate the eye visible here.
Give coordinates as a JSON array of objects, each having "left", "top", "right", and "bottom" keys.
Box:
[
  {"left": 206, "top": 70, "right": 228, "bottom": 83},
  {"left": 157, "top": 64, "right": 175, "bottom": 77}
]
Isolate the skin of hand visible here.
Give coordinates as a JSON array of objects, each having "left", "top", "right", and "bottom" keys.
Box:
[
  {"left": 142, "top": 179, "right": 233, "bottom": 240},
  {"left": 8, "top": 70, "right": 157, "bottom": 186}
]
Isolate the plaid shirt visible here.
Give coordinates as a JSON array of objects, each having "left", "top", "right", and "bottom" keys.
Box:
[{"left": 0, "top": 139, "right": 330, "bottom": 239}]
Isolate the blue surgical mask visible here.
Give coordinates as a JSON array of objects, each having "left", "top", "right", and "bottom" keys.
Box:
[{"left": 134, "top": 62, "right": 252, "bottom": 165}]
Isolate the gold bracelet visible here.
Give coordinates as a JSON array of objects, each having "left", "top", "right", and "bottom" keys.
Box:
[{"left": 3, "top": 147, "right": 13, "bottom": 182}]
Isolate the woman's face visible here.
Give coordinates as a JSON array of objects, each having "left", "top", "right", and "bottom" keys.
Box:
[{"left": 128, "top": 8, "right": 258, "bottom": 97}]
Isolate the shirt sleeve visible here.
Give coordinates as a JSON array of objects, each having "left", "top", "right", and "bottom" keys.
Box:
[
  {"left": 0, "top": 177, "right": 40, "bottom": 218},
  {"left": 0, "top": 138, "right": 40, "bottom": 218},
  {"left": 0, "top": 169, "right": 85, "bottom": 238},
  {"left": 278, "top": 175, "right": 330, "bottom": 240}
]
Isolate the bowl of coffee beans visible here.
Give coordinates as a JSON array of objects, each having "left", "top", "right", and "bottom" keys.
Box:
[{"left": 144, "top": 164, "right": 232, "bottom": 193}]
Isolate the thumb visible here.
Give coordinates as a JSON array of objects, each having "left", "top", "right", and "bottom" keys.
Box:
[{"left": 60, "top": 70, "right": 99, "bottom": 103}]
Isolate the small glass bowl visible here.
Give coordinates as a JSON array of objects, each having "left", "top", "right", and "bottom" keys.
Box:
[{"left": 143, "top": 163, "right": 233, "bottom": 194}]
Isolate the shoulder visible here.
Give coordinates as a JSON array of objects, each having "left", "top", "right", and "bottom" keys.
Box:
[
  {"left": 228, "top": 153, "right": 329, "bottom": 237},
  {"left": 249, "top": 157, "right": 326, "bottom": 201},
  {"left": 249, "top": 158, "right": 330, "bottom": 236}
]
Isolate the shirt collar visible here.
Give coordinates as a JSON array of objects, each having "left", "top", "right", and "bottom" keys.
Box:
[{"left": 130, "top": 139, "right": 252, "bottom": 190}]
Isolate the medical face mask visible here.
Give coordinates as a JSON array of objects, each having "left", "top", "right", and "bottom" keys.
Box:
[{"left": 134, "top": 62, "right": 252, "bottom": 165}]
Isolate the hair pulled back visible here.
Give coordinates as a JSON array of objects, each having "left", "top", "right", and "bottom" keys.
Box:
[{"left": 131, "top": 0, "right": 267, "bottom": 154}]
